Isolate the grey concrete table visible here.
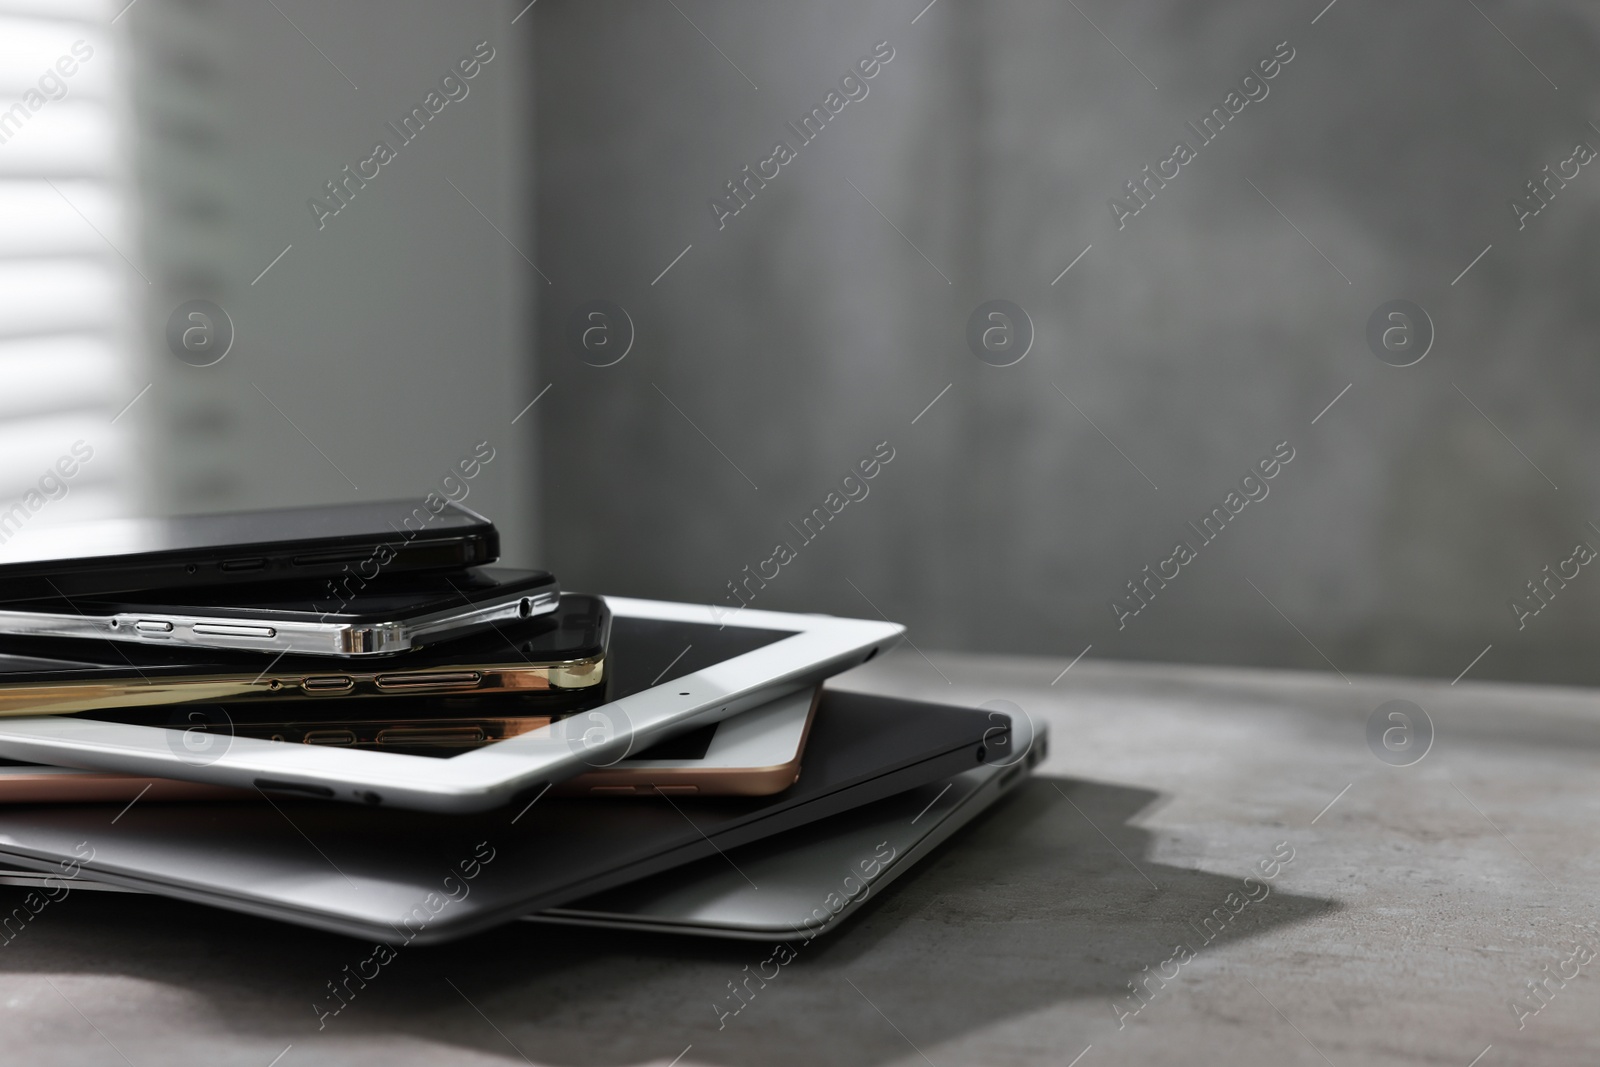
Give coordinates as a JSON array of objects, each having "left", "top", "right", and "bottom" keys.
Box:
[{"left": 1, "top": 651, "right": 1596, "bottom": 1066}]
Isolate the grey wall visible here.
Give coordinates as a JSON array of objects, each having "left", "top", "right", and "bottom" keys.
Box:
[
  {"left": 533, "top": 0, "right": 1600, "bottom": 687},
  {"left": 124, "top": 0, "right": 540, "bottom": 564}
]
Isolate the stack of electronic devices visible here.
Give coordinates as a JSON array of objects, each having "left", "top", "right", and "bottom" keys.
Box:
[{"left": 0, "top": 501, "right": 1042, "bottom": 943}]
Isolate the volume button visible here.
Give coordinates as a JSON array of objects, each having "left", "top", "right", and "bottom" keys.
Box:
[
  {"left": 373, "top": 671, "right": 482, "bottom": 690},
  {"left": 193, "top": 623, "right": 277, "bottom": 638}
]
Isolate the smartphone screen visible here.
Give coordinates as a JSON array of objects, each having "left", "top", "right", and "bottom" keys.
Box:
[{"left": 0, "top": 500, "right": 497, "bottom": 599}]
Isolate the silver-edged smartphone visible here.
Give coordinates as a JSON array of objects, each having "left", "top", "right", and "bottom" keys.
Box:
[
  {"left": 0, "top": 567, "right": 558, "bottom": 656},
  {"left": 0, "top": 593, "right": 608, "bottom": 718}
]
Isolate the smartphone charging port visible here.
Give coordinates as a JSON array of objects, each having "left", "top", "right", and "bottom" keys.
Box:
[
  {"left": 302, "top": 675, "right": 354, "bottom": 694},
  {"left": 303, "top": 729, "right": 357, "bottom": 746}
]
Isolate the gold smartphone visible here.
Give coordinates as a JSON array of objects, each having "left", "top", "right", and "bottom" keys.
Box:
[{"left": 0, "top": 595, "right": 607, "bottom": 717}]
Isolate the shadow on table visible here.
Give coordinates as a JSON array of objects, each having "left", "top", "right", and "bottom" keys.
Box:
[{"left": 0, "top": 777, "right": 1334, "bottom": 1066}]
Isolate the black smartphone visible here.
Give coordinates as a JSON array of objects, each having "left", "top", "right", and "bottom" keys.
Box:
[
  {"left": 0, "top": 594, "right": 610, "bottom": 717},
  {"left": 0, "top": 499, "right": 498, "bottom": 599}
]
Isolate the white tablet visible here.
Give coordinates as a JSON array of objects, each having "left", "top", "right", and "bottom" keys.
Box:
[
  {"left": 0, "top": 686, "right": 818, "bottom": 801},
  {"left": 0, "top": 598, "right": 901, "bottom": 814}
]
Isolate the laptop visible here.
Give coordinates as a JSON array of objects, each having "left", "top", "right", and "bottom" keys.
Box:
[
  {"left": 0, "top": 726, "right": 1045, "bottom": 941},
  {"left": 533, "top": 725, "right": 1047, "bottom": 938}
]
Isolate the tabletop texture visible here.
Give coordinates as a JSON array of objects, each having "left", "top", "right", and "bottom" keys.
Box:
[{"left": 0, "top": 649, "right": 1595, "bottom": 1067}]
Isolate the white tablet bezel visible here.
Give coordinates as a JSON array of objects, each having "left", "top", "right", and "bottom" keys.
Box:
[{"left": 0, "top": 597, "right": 902, "bottom": 813}]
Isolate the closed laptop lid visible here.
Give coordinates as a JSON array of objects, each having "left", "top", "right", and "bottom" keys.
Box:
[{"left": 533, "top": 726, "right": 1047, "bottom": 939}]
